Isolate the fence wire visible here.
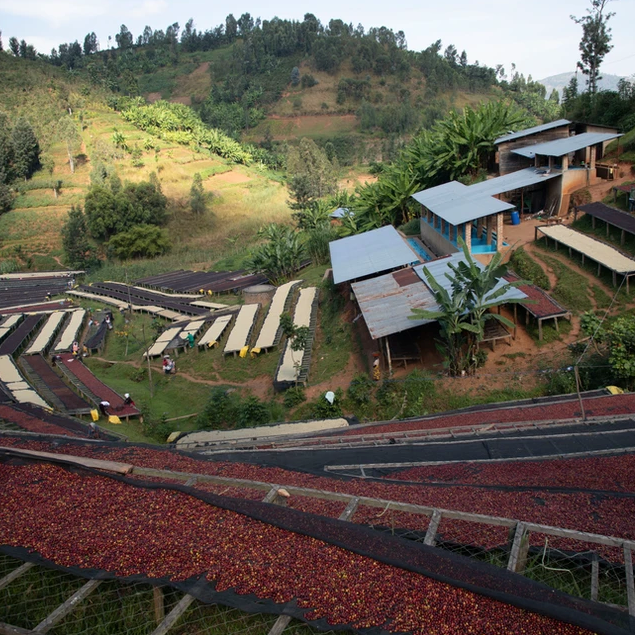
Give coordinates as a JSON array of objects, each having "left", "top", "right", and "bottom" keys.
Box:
[{"left": 0, "top": 552, "right": 337, "bottom": 635}]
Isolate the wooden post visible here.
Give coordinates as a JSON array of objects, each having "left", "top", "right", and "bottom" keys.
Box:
[
  {"left": 33, "top": 580, "right": 102, "bottom": 633},
  {"left": 0, "top": 562, "right": 34, "bottom": 592},
  {"left": 267, "top": 616, "right": 292, "bottom": 635},
  {"left": 385, "top": 337, "right": 393, "bottom": 377},
  {"left": 339, "top": 497, "right": 360, "bottom": 522},
  {"left": 622, "top": 230, "right": 626, "bottom": 246},
  {"left": 150, "top": 594, "right": 196, "bottom": 635},
  {"left": 153, "top": 587, "right": 165, "bottom": 624},
  {"left": 507, "top": 522, "right": 529, "bottom": 574},
  {"left": 424, "top": 510, "right": 442, "bottom": 547},
  {"left": 538, "top": 318, "right": 543, "bottom": 342},
  {"left": 591, "top": 553, "right": 599, "bottom": 602},
  {"left": 592, "top": 216, "right": 595, "bottom": 229}
]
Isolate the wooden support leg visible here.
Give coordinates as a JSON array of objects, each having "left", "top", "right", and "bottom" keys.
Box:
[
  {"left": 153, "top": 587, "right": 165, "bottom": 624},
  {"left": 622, "top": 229, "right": 626, "bottom": 246},
  {"left": 507, "top": 522, "right": 529, "bottom": 574},
  {"left": 538, "top": 319, "right": 543, "bottom": 341},
  {"left": 554, "top": 317, "right": 559, "bottom": 333},
  {"left": 591, "top": 553, "right": 599, "bottom": 602},
  {"left": 424, "top": 510, "right": 443, "bottom": 547},
  {"left": 613, "top": 271, "right": 617, "bottom": 287}
]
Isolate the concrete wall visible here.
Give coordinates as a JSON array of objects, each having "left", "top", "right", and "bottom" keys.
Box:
[{"left": 420, "top": 219, "right": 459, "bottom": 257}]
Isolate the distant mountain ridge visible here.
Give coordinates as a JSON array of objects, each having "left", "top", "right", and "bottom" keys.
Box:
[{"left": 537, "top": 71, "right": 627, "bottom": 96}]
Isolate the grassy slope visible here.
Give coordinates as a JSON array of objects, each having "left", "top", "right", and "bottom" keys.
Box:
[
  {"left": 136, "top": 48, "right": 499, "bottom": 143},
  {"left": 0, "top": 54, "right": 292, "bottom": 273}
]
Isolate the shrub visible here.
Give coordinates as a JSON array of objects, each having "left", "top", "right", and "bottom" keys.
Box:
[
  {"left": 283, "top": 386, "right": 306, "bottom": 408},
  {"left": 311, "top": 389, "right": 344, "bottom": 419},
  {"left": 237, "top": 396, "right": 271, "bottom": 427},
  {"left": 108, "top": 225, "right": 171, "bottom": 260},
  {"left": 509, "top": 247, "right": 550, "bottom": 290},
  {"left": 398, "top": 218, "right": 420, "bottom": 236},
  {"left": 347, "top": 373, "right": 374, "bottom": 406}
]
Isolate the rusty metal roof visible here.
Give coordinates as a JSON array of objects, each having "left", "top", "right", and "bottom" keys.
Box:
[{"left": 351, "top": 269, "right": 436, "bottom": 340}]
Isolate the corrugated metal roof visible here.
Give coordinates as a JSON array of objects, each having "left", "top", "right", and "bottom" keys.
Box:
[
  {"left": 411, "top": 181, "right": 468, "bottom": 209},
  {"left": 414, "top": 253, "right": 528, "bottom": 303},
  {"left": 329, "top": 225, "right": 418, "bottom": 285},
  {"left": 330, "top": 207, "right": 353, "bottom": 218},
  {"left": 513, "top": 132, "right": 622, "bottom": 158},
  {"left": 412, "top": 180, "right": 515, "bottom": 225},
  {"left": 351, "top": 253, "right": 527, "bottom": 339},
  {"left": 495, "top": 119, "right": 571, "bottom": 145},
  {"left": 469, "top": 168, "right": 562, "bottom": 197},
  {"left": 351, "top": 270, "right": 436, "bottom": 339}
]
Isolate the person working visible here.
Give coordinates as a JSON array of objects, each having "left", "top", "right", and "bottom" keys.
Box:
[
  {"left": 123, "top": 393, "right": 135, "bottom": 406},
  {"left": 99, "top": 400, "right": 111, "bottom": 415},
  {"left": 162, "top": 355, "right": 175, "bottom": 375}
]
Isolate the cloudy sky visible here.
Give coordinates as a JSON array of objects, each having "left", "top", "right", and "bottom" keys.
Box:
[{"left": 1, "top": 0, "right": 634, "bottom": 81}]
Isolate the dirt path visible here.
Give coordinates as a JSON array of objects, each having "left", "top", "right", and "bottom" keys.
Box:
[{"left": 91, "top": 357, "right": 271, "bottom": 399}]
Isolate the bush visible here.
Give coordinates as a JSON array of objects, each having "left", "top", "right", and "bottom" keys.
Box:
[
  {"left": 283, "top": 386, "right": 306, "bottom": 408},
  {"left": 311, "top": 389, "right": 344, "bottom": 419},
  {"left": 398, "top": 218, "right": 420, "bottom": 236},
  {"left": 237, "top": 396, "right": 270, "bottom": 427},
  {"left": 108, "top": 225, "right": 171, "bottom": 260},
  {"left": 301, "top": 74, "right": 318, "bottom": 88},
  {"left": 347, "top": 373, "right": 374, "bottom": 406},
  {"left": 509, "top": 247, "right": 550, "bottom": 290}
]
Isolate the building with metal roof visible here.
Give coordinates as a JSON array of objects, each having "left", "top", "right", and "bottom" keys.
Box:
[
  {"left": 351, "top": 253, "right": 527, "bottom": 341},
  {"left": 329, "top": 225, "right": 418, "bottom": 285},
  {"left": 351, "top": 268, "right": 437, "bottom": 340},
  {"left": 512, "top": 132, "right": 621, "bottom": 159},
  {"left": 414, "top": 253, "right": 527, "bottom": 303},
  {"left": 468, "top": 167, "right": 561, "bottom": 197},
  {"left": 495, "top": 119, "right": 571, "bottom": 145}
]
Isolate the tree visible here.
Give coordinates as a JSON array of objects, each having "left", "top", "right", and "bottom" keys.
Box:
[
  {"left": 290, "top": 66, "right": 301, "bottom": 86},
  {"left": 225, "top": 14, "right": 238, "bottom": 41},
  {"left": 41, "top": 155, "right": 62, "bottom": 198},
  {"left": 571, "top": 0, "right": 615, "bottom": 95},
  {"left": 287, "top": 138, "right": 338, "bottom": 211},
  {"left": 11, "top": 118, "right": 40, "bottom": 180},
  {"left": 61, "top": 205, "right": 96, "bottom": 269},
  {"left": 8, "top": 37, "right": 18, "bottom": 56},
  {"left": 410, "top": 240, "right": 526, "bottom": 375},
  {"left": 57, "top": 116, "right": 81, "bottom": 173},
  {"left": 108, "top": 224, "right": 171, "bottom": 259},
  {"left": 83, "top": 32, "right": 98, "bottom": 55},
  {"left": 189, "top": 172, "right": 209, "bottom": 215},
  {"left": 0, "top": 112, "right": 14, "bottom": 184},
  {"left": 115, "top": 25, "right": 133, "bottom": 50},
  {"left": 247, "top": 224, "right": 305, "bottom": 285}
]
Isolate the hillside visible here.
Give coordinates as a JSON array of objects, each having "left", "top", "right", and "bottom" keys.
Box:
[
  {"left": 0, "top": 54, "right": 291, "bottom": 275},
  {"left": 538, "top": 71, "right": 626, "bottom": 97}
]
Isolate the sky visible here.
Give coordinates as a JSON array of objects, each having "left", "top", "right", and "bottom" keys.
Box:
[{"left": 1, "top": 0, "right": 634, "bottom": 81}]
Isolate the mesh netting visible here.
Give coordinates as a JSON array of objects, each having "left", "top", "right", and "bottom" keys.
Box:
[{"left": 1, "top": 449, "right": 633, "bottom": 635}]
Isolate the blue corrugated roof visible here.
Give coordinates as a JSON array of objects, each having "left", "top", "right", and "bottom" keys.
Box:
[
  {"left": 513, "top": 132, "right": 622, "bottom": 158},
  {"left": 329, "top": 226, "right": 418, "bottom": 285},
  {"left": 414, "top": 253, "right": 527, "bottom": 303},
  {"left": 495, "top": 119, "right": 571, "bottom": 145},
  {"left": 412, "top": 181, "right": 515, "bottom": 226},
  {"left": 468, "top": 168, "right": 562, "bottom": 197}
]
